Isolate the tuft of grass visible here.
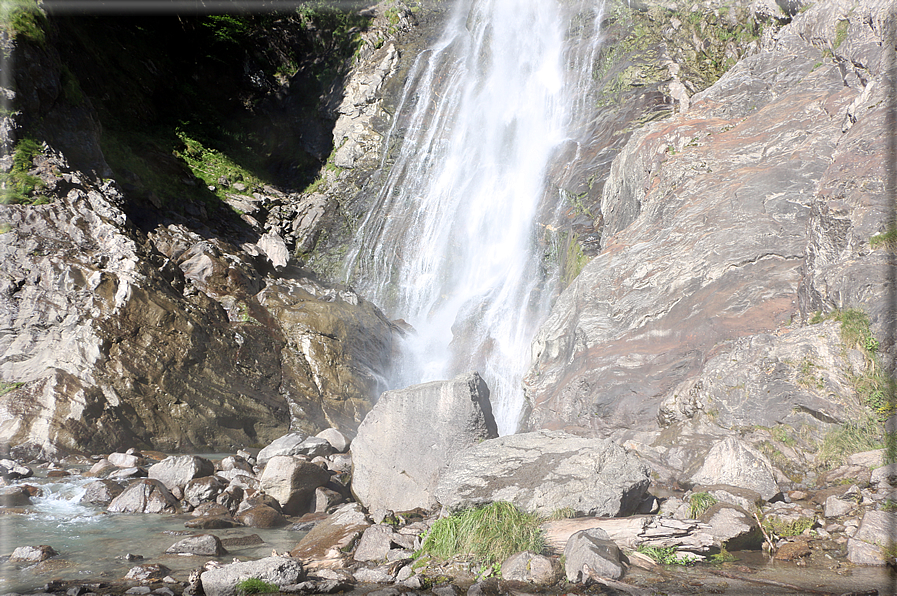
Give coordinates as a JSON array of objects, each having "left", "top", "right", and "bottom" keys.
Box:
[
  {"left": 0, "top": 138, "right": 46, "bottom": 205},
  {"left": 548, "top": 507, "right": 577, "bottom": 521},
  {"left": 235, "top": 578, "right": 278, "bottom": 596},
  {"left": 689, "top": 492, "right": 717, "bottom": 518},
  {"left": 819, "top": 415, "right": 887, "bottom": 467},
  {"left": 415, "top": 501, "right": 544, "bottom": 566},
  {"left": 833, "top": 19, "right": 849, "bottom": 49},
  {"left": 870, "top": 227, "right": 897, "bottom": 250},
  {"left": 0, "top": 381, "right": 24, "bottom": 397},
  {"left": 0, "top": 0, "right": 47, "bottom": 45},
  {"left": 762, "top": 516, "right": 814, "bottom": 537}
]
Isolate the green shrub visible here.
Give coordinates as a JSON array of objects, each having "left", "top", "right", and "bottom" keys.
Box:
[
  {"left": 415, "top": 501, "right": 544, "bottom": 566},
  {"left": 235, "top": 578, "right": 278, "bottom": 596},
  {"left": 635, "top": 545, "right": 696, "bottom": 565}
]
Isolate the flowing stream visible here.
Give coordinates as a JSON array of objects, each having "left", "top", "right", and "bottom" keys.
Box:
[{"left": 343, "top": 0, "right": 606, "bottom": 434}]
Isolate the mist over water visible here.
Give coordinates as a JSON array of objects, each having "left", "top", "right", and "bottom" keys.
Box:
[{"left": 344, "top": 0, "right": 605, "bottom": 434}]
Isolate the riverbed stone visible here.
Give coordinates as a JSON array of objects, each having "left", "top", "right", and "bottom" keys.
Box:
[
  {"left": 148, "top": 455, "right": 215, "bottom": 491},
  {"left": 9, "top": 545, "right": 58, "bottom": 563},
  {"left": 259, "top": 455, "right": 331, "bottom": 516},
  {"left": 200, "top": 556, "right": 304, "bottom": 596},
  {"left": 501, "top": 551, "right": 561, "bottom": 584},
  {"left": 125, "top": 564, "right": 172, "bottom": 582},
  {"left": 183, "top": 475, "right": 228, "bottom": 507},
  {"left": 436, "top": 430, "right": 649, "bottom": 517},
  {"left": 235, "top": 504, "right": 288, "bottom": 528},
  {"left": 108, "top": 479, "right": 178, "bottom": 514},
  {"left": 291, "top": 502, "right": 371, "bottom": 568},
  {"left": 352, "top": 372, "right": 498, "bottom": 512},
  {"left": 690, "top": 438, "right": 779, "bottom": 501},
  {"left": 564, "top": 528, "right": 624, "bottom": 582},
  {"left": 80, "top": 479, "right": 125, "bottom": 505},
  {"left": 354, "top": 524, "right": 397, "bottom": 562},
  {"left": 0, "top": 485, "right": 32, "bottom": 507},
  {"left": 165, "top": 534, "right": 227, "bottom": 556}
]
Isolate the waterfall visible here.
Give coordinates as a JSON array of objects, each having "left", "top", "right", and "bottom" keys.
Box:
[{"left": 343, "top": 0, "right": 605, "bottom": 435}]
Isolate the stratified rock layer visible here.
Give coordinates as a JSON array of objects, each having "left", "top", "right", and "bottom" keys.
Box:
[{"left": 522, "top": 0, "right": 895, "bottom": 471}]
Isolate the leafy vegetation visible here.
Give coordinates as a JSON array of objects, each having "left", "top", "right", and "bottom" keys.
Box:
[
  {"left": 0, "top": 0, "right": 47, "bottom": 45},
  {"left": 761, "top": 516, "right": 814, "bottom": 537},
  {"left": 635, "top": 545, "right": 696, "bottom": 565},
  {"left": 688, "top": 492, "right": 717, "bottom": 518},
  {"left": 0, "top": 138, "right": 46, "bottom": 205},
  {"left": 235, "top": 578, "right": 278, "bottom": 596},
  {"left": 415, "top": 502, "right": 544, "bottom": 566},
  {"left": 870, "top": 227, "right": 897, "bottom": 250},
  {"left": 0, "top": 381, "right": 24, "bottom": 397},
  {"left": 709, "top": 548, "right": 736, "bottom": 563},
  {"left": 833, "top": 19, "right": 849, "bottom": 49}
]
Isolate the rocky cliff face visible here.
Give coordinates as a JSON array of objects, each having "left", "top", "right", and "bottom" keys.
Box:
[
  {"left": 0, "top": 2, "right": 421, "bottom": 458},
  {"left": 522, "top": 0, "right": 895, "bottom": 484}
]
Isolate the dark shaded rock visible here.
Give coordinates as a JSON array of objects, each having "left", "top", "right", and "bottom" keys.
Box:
[
  {"left": 352, "top": 372, "right": 497, "bottom": 512},
  {"left": 220, "top": 534, "right": 265, "bottom": 548},
  {"left": 234, "top": 504, "right": 288, "bottom": 528}
]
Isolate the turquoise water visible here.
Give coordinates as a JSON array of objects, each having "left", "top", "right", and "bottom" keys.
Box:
[{"left": 0, "top": 473, "right": 303, "bottom": 594}]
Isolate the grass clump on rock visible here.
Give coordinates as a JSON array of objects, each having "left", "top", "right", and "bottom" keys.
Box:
[
  {"left": 415, "top": 501, "right": 544, "bottom": 566},
  {"left": 235, "top": 578, "right": 279, "bottom": 595}
]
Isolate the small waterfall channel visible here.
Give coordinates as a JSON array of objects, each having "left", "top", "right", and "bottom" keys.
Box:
[{"left": 343, "top": 0, "right": 606, "bottom": 434}]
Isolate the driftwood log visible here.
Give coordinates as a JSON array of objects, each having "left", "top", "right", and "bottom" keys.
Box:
[{"left": 541, "top": 515, "right": 715, "bottom": 553}]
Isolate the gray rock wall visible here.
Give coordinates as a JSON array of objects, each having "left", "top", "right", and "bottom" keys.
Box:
[{"left": 522, "top": 0, "right": 895, "bottom": 471}]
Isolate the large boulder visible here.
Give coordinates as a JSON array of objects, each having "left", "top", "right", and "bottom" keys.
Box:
[
  {"left": 564, "top": 528, "right": 624, "bottom": 582},
  {"left": 200, "top": 556, "right": 304, "bottom": 596},
  {"left": 351, "top": 372, "right": 498, "bottom": 512},
  {"left": 259, "top": 455, "right": 331, "bottom": 516},
  {"left": 148, "top": 455, "right": 215, "bottom": 491},
  {"left": 690, "top": 438, "right": 779, "bottom": 501},
  {"left": 107, "top": 479, "right": 178, "bottom": 514},
  {"left": 435, "top": 430, "right": 649, "bottom": 517}
]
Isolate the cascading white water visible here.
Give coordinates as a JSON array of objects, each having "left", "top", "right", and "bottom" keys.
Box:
[{"left": 344, "top": 0, "right": 605, "bottom": 435}]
